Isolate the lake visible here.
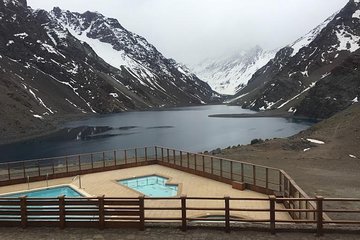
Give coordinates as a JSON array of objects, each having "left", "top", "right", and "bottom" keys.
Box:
[{"left": 0, "top": 105, "right": 313, "bottom": 162}]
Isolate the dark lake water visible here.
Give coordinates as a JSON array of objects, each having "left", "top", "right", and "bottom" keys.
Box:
[{"left": 0, "top": 105, "right": 313, "bottom": 162}]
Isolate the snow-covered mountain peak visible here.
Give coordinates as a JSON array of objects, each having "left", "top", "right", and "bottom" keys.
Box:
[{"left": 192, "top": 46, "right": 276, "bottom": 95}]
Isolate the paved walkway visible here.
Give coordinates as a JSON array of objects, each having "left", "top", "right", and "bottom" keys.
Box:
[{"left": 0, "top": 227, "right": 359, "bottom": 240}]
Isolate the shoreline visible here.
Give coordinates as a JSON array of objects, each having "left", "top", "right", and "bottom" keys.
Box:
[{"left": 208, "top": 111, "right": 321, "bottom": 121}]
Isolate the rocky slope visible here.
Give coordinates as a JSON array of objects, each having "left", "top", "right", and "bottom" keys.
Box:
[
  {"left": 0, "top": 0, "right": 219, "bottom": 143},
  {"left": 230, "top": 0, "right": 360, "bottom": 119},
  {"left": 192, "top": 46, "right": 276, "bottom": 95}
]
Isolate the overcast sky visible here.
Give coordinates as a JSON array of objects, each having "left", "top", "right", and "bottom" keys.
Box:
[{"left": 28, "top": 0, "right": 349, "bottom": 65}]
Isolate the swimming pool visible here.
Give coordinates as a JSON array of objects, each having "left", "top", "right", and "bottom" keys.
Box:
[
  {"left": 118, "top": 175, "right": 178, "bottom": 197},
  {"left": 0, "top": 186, "right": 83, "bottom": 198}
]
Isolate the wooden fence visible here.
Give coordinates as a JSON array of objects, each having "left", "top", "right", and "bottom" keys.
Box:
[{"left": 0, "top": 195, "right": 359, "bottom": 235}]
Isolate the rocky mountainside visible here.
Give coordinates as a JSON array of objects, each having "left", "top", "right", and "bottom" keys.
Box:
[
  {"left": 192, "top": 46, "right": 276, "bottom": 95},
  {"left": 0, "top": 0, "right": 219, "bottom": 142},
  {"left": 230, "top": 0, "right": 360, "bottom": 119}
]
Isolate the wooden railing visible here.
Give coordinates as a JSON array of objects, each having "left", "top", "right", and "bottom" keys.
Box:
[
  {"left": 0, "top": 195, "right": 359, "bottom": 235},
  {"left": 0, "top": 145, "right": 345, "bottom": 229}
]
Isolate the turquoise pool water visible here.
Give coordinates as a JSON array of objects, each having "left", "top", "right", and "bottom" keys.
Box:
[
  {"left": 1, "top": 186, "right": 83, "bottom": 198},
  {"left": 118, "top": 175, "right": 178, "bottom": 197}
]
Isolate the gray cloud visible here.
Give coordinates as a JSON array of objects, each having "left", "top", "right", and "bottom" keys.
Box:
[{"left": 28, "top": 0, "right": 349, "bottom": 65}]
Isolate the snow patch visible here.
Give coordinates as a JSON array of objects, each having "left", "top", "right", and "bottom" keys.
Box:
[
  {"left": 352, "top": 96, "right": 358, "bottom": 103},
  {"left": 352, "top": 10, "right": 360, "bottom": 19},
  {"left": 14, "top": 32, "right": 28, "bottom": 39},
  {"left": 335, "top": 28, "right": 360, "bottom": 52},
  {"left": 33, "top": 114, "right": 43, "bottom": 120},
  {"left": 306, "top": 138, "right": 325, "bottom": 144},
  {"left": 6, "top": 40, "right": 14, "bottom": 46},
  {"left": 303, "top": 148, "right": 311, "bottom": 152},
  {"left": 349, "top": 154, "right": 357, "bottom": 159},
  {"left": 109, "top": 93, "right": 119, "bottom": 98}
]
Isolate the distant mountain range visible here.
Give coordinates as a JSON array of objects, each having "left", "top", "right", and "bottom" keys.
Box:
[
  {"left": 228, "top": 0, "right": 360, "bottom": 119},
  {"left": 0, "top": 0, "right": 220, "bottom": 141},
  {"left": 192, "top": 46, "right": 276, "bottom": 95}
]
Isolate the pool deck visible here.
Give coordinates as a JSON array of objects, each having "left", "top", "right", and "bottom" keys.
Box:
[{"left": 0, "top": 164, "right": 291, "bottom": 221}]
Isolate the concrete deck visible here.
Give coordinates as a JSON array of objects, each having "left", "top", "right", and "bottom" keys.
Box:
[{"left": 0, "top": 164, "right": 291, "bottom": 221}]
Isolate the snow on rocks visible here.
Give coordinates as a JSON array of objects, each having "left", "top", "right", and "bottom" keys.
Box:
[
  {"left": 352, "top": 96, "right": 358, "bottom": 103},
  {"left": 6, "top": 40, "right": 14, "bottom": 46},
  {"left": 303, "top": 148, "right": 311, "bottom": 152},
  {"left": 109, "top": 93, "right": 118, "bottom": 98},
  {"left": 353, "top": 10, "right": 360, "bottom": 19},
  {"left": 33, "top": 114, "right": 43, "bottom": 119},
  {"left": 335, "top": 28, "right": 360, "bottom": 53},
  {"left": 349, "top": 154, "right": 357, "bottom": 159},
  {"left": 306, "top": 138, "right": 325, "bottom": 144},
  {"left": 14, "top": 32, "right": 28, "bottom": 39}
]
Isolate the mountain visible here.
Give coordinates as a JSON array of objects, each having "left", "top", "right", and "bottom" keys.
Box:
[
  {"left": 192, "top": 46, "right": 276, "bottom": 95},
  {"left": 229, "top": 0, "right": 360, "bottom": 119},
  {"left": 0, "top": 0, "right": 220, "bottom": 142}
]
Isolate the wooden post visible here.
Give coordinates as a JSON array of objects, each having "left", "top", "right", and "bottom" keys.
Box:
[
  {"left": 7, "top": 163, "right": 10, "bottom": 180},
  {"left": 224, "top": 196, "right": 230, "bottom": 233},
  {"left": 253, "top": 165, "right": 256, "bottom": 186},
  {"left": 91, "top": 154, "right": 94, "bottom": 169},
  {"left": 155, "top": 146, "right": 158, "bottom": 161},
  {"left": 114, "top": 150, "right": 117, "bottom": 165},
  {"left": 194, "top": 154, "right": 197, "bottom": 171},
  {"left": 23, "top": 162, "right": 26, "bottom": 178},
  {"left": 145, "top": 148, "right": 148, "bottom": 162},
  {"left": 220, "top": 159, "right": 223, "bottom": 178},
  {"left": 59, "top": 196, "right": 65, "bottom": 229},
  {"left": 161, "top": 148, "right": 164, "bottom": 162},
  {"left": 241, "top": 163, "right": 244, "bottom": 182},
  {"left": 125, "top": 150, "right": 128, "bottom": 164},
  {"left": 37, "top": 160, "right": 41, "bottom": 176},
  {"left": 65, "top": 157, "right": 69, "bottom": 173},
  {"left": 98, "top": 195, "right": 105, "bottom": 230},
  {"left": 316, "top": 196, "right": 324, "bottom": 236},
  {"left": 211, "top": 157, "right": 214, "bottom": 175},
  {"left": 180, "top": 151, "right": 183, "bottom": 167},
  {"left": 78, "top": 155, "right": 81, "bottom": 171},
  {"left": 135, "top": 148, "right": 138, "bottom": 163},
  {"left": 181, "top": 195, "right": 187, "bottom": 231},
  {"left": 167, "top": 149, "right": 170, "bottom": 163},
  {"left": 279, "top": 172, "right": 282, "bottom": 192},
  {"left": 173, "top": 150, "right": 176, "bottom": 164},
  {"left": 52, "top": 161, "right": 55, "bottom": 175},
  {"left": 139, "top": 195, "right": 145, "bottom": 231},
  {"left": 266, "top": 168, "right": 269, "bottom": 190},
  {"left": 202, "top": 156, "right": 205, "bottom": 172},
  {"left": 20, "top": 196, "right": 27, "bottom": 228},
  {"left": 187, "top": 153, "right": 190, "bottom": 169},
  {"left": 230, "top": 161, "right": 233, "bottom": 180},
  {"left": 269, "top": 195, "right": 276, "bottom": 234},
  {"left": 102, "top": 152, "right": 105, "bottom": 168}
]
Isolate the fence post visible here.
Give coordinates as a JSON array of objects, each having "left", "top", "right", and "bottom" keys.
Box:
[
  {"left": 230, "top": 161, "right": 233, "bottom": 180},
  {"left": 91, "top": 154, "right": 94, "bottom": 169},
  {"left": 224, "top": 196, "right": 230, "bottom": 233},
  {"left": 269, "top": 195, "right": 276, "bottom": 234},
  {"left": 102, "top": 152, "right": 105, "bottom": 168},
  {"left": 202, "top": 156, "right": 205, "bottom": 172},
  {"left": 139, "top": 195, "right": 145, "bottom": 231},
  {"left": 173, "top": 150, "right": 176, "bottom": 164},
  {"left": 220, "top": 159, "right": 223, "bottom": 178},
  {"left": 161, "top": 148, "right": 164, "bottom": 162},
  {"left": 155, "top": 146, "right": 158, "bottom": 161},
  {"left": 167, "top": 149, "right": 170, "bottom": 163},
  {"left": 187, "top": 153, "right": 190, "bottom": 169},
  {"left": 59, "top": 195, "right": 65, "bottom": 229},
  {"left": 23, "top": 162, "right": 26, "bottom": 178},
  {"left": 181, "top": 195, "right": 187, "bottom": 231},
  {"left": 20, "top": 196, "right": 27, "bottom": 228},
  {"left": 316, "top": 196, "right": 324, "bottom": 236},
  {"left": 211, "top": 157, "right": 213, "bottom": 175},
  {"left": 98, "top": 195, "right": 105, "bottom": 230},
  {"left": 266, "top": 168, "right": 269, "bottom": 191},
  {"left": 241, "top": 163, "right": 244, "bottom": 182},
  {"left": 52, "top": 161, "right": 55, "bottom": 175},
  {"left": 78, "top": 155, "right": 81, "bottom": 171},
  {"left": 65, "top": 157, "right": 69, "bottom": 173},
  {"left": 180, "top": 151, "right": 183, "bottom": 167},
  {"left": 253, "top": 165, "right": 256, "bottom": 186},
  {"left": 37, "top": 160, "right": 41, "bottom": 176},
  {"left": 194, "top": 154, "right": 197, "bottom": 171},
  {"left": 145, "top": 147, "right": 148, "bottom": 162},
  {"left": 114, "top": 150, "right": 117, "bottom": 165},
  {"left": 135, "top": 148, "right": 138, "bottom": 163},
  {"left": 7, "top": 163, "right": 10, "bottom": 180},
  {"left": 125, "top": 150, "right": 128, "bottom": 164}
]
